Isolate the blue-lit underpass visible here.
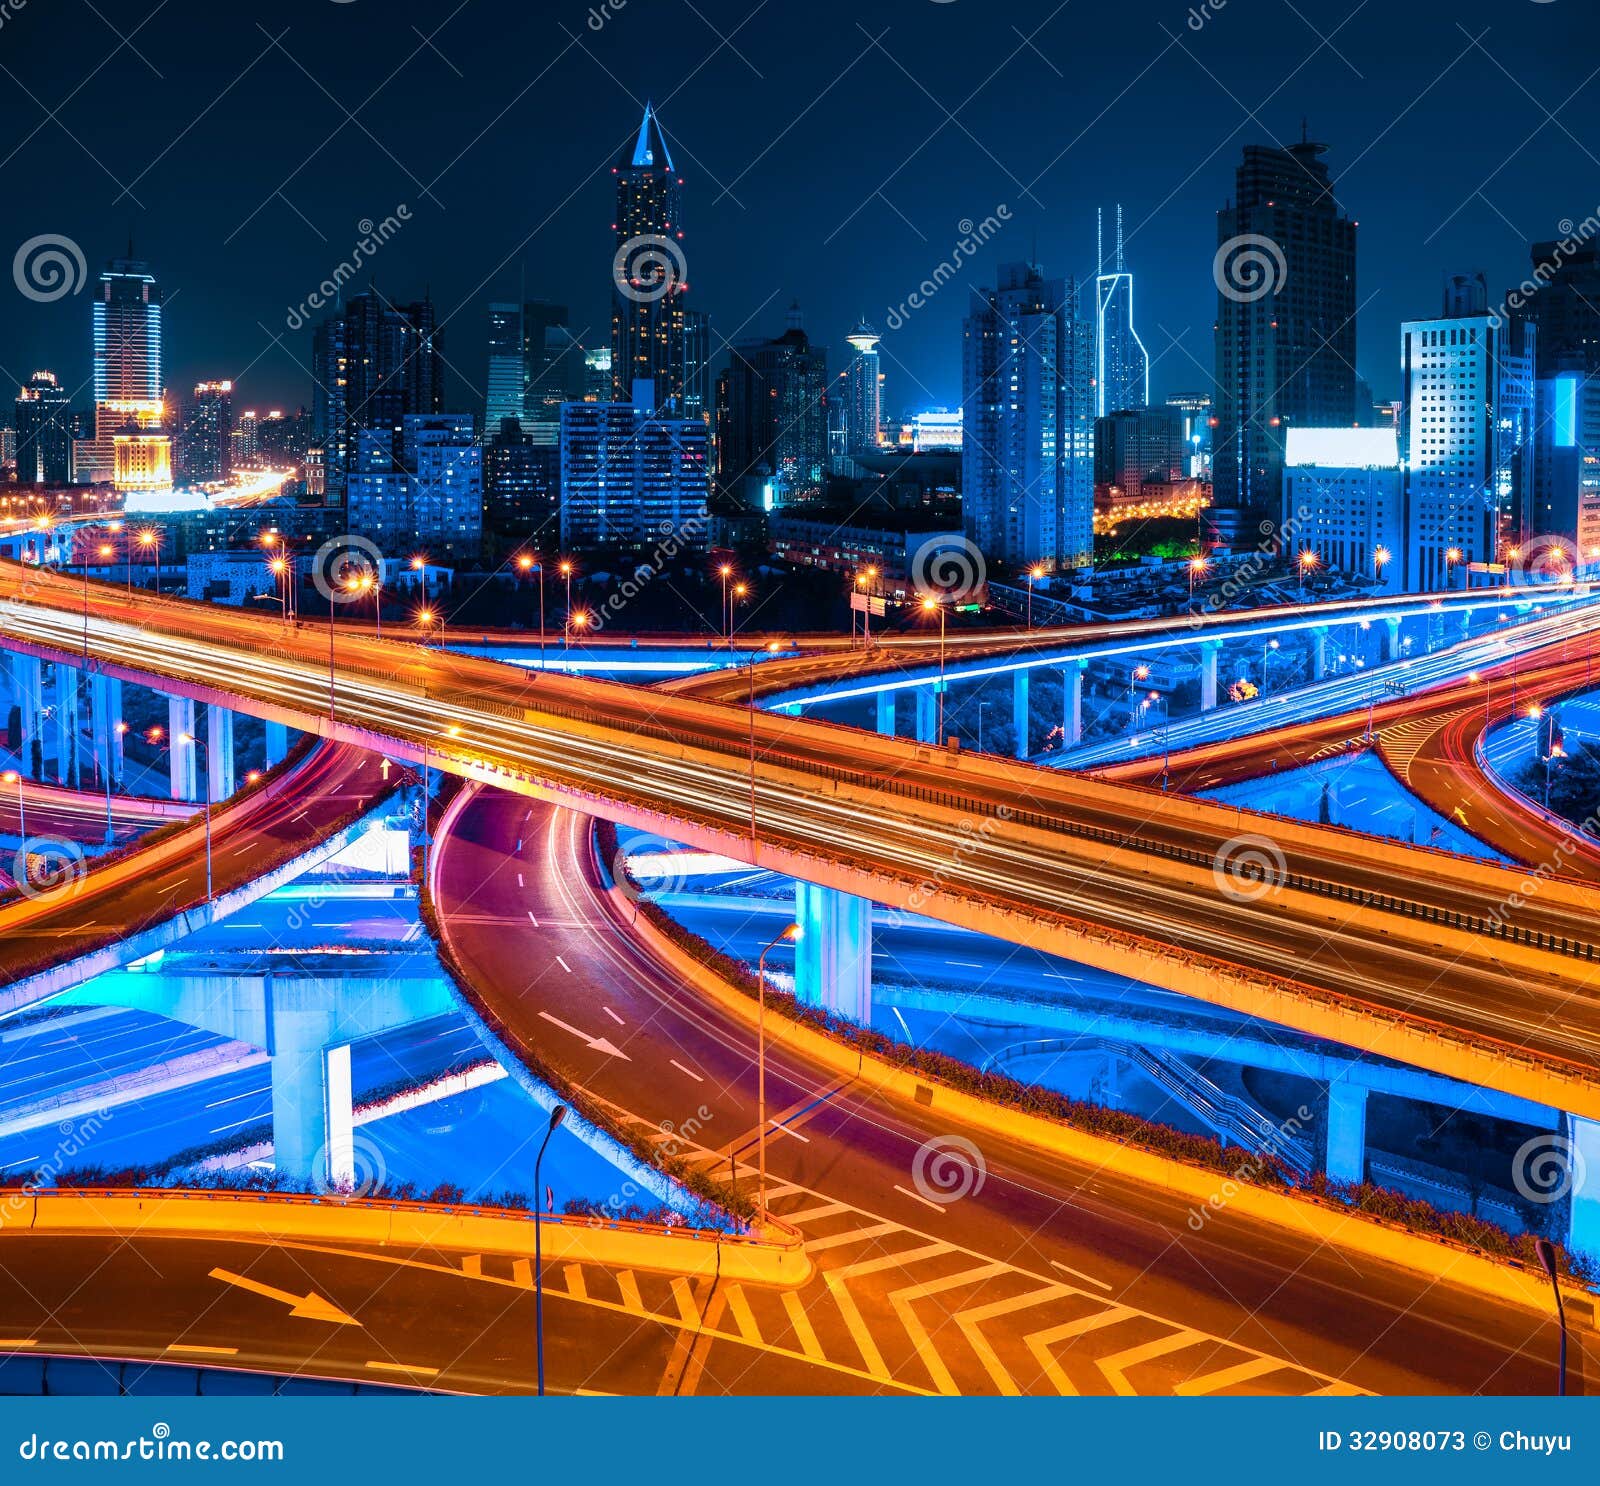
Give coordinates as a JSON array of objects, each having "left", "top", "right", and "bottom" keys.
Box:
[{"left": 0, "top": 805, "right": 703, "bottom": 1223}]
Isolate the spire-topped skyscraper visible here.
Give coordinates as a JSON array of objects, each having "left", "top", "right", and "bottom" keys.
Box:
[
  {"left": 1094, "top": 205, "right": 1149, "bottom": 417},
  {"left": 610, "top": 101, "right": 688, "bottom": 409}
]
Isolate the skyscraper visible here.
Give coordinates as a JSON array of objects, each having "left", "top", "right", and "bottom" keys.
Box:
[
  {"left": 962, "top": 261, "right": 1095, "bottom": 571},
  {"left": 1212, "top": 137, "right": 1357, "bottom": 536},
  {"left": 93, "top": 258, "right": 162, "bottom": 403},
  {"left": 486, "top": 302, "right": 526, "bottom": 433},
  {"left": 181, "top": 381, "right": 234, "bottom": 483},
  {"left": 611, "top": 102, "right": 687, "bottom": 409},
  {"left": 1400, "top": 287, "right": 1536, "bottom": 589},
  {"left": 842, "top": 319, "right": 883, "bottom": 464},
  {"left": 14, "top": 372, "right": 72, "bottom": 485},
  {"left": 1094, "top": 206, "right": 1149, "bottom": 417},
  {"left": 523, "top": 302, "right": 588, "bottom": 447},
  {"left": 683, "top": 307, "right": 713, "bottom": 424},
  {"left": 717, "top": 305, "right": 829, "bottom": 507}
]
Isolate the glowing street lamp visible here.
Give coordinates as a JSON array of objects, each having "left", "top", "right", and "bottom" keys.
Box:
[
  {"left": 559, "top": 559, "right": 575, "bottom": 638},
  {"left": 1298, "top": 549, "right": 1320, "bottom": 590},
  {"left": 1, "top": 770, "right": 23, "bottom": 841},
  {"left": 1373, "top": 545, "right": 1391, "bottom": 583},
  {"left": 921, "top": 594, "right": 948, "bottom": 740},
  {"left": 1187, "top": 555, "right": 1208, "bottom": 598},
  {"left": 136, "top": 528, "right": 161, "bottom": 593},
  {"left": 1026, "top": 564, "right": 1045, "bottom": 630}
]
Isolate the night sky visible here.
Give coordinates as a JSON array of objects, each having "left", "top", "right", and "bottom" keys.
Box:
[{"left": 1, "top": 0, "right": 1593, "bottom": 420}]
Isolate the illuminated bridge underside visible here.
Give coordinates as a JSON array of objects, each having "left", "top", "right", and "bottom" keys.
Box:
[{"left": 5, "top": 564, "right": 1600, "bottom": 1120}]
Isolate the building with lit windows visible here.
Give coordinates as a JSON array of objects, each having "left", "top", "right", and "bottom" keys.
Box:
[
  {"left": 560, "top": 381, "right": 707, "bottom": 550},
  {"left": 1400, "top": 293, "right": 1536, "bottom": 589},
  {"left": 347, "top": 415, "right": 481, "bottom": 558},
  {"left": 1282, "top": 427, "right": 1403, "bottom": 593},
  {"left": 484, "top": 418, "right": 559, "bottom": 542},
  {"left": 93, "top": 258, "right": 162, "bottom": 403},
  {"left": 717, "top": 307, "right": 829, "bottom": 507},
  {"left": 1530, "top": 373, "right": 1600, "bottom": 572},
  {"left": 838, "top": 320, "right": 882, "bottom": 472},
  {"left": 485, "top": 302, "right": 526, "bottom": 434},
  {"left": 180, "top": 381, "right": 233, "bottom": 483},
  {"left": 1095, "top": 406, "right": 1186, "bottom": 506},
  {"left": 1212, "top": 139, "right": 1357, "bottom": 537},
  {"left": 611, "top": 102, "right": 688, "bottom": 409},
  {"left": 14, "top": 372, "right": 72, "bottom": 485},
  {"left": 962, "top": 260, "right": 1095, "bottom": 571},
  {"left": 1094, "top": 205, "right": 1149, "bottom": 417}
]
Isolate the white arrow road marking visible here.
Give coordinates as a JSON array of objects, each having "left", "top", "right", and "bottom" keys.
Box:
[
  {"left": 209, "top": 1268, "right": 361, "bottom": 1325},
  {"left": 537, "top": 1010, "right": 631, "bottom": 1060}
]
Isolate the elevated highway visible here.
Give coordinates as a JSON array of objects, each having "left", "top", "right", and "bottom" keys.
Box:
[{"left": 3, "top": 563, "right": 1600, "bottom": 1119}]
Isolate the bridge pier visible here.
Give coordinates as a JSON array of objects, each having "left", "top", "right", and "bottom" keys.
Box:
[
  {"left": 1381, "top": 616, "right": 1402, "bottom": 664},
  {"left": 167, "top": 696, "right": 198, "bottom": 802},
  {"left": 1063, "top": 660, "right": 1084, "bottom": 748},
  {"left": 1311, "top": 625, "right": 1330, "bottom": 681},
  {"left": 793, "top": 881, "right": 872, "bottom": 1025},
  {"left": 7, "top": 655, "right": 44, "bottom": 778},
  {"left": 914, "top": 688, "right": 937, "bottom": 745},
  {"left": 1567, "top": 1114, "right": 1600, "bottom": 1260},
  {"left": 51, "top": 664, "right": 80, "bottom": 789},
  {"left": 207, "top": 704, "right": 235, "bottom": 800},
  {"left": 88, "top": 674, "right": 123, "bottom": 787},
  {"left": 1012, "top": 669, "right": 1030, "bottom": 760},
  {"left": 265, "top": 720, "right": 290, "bottom": 766},
  {"left": 1325, "top": 1081, "right": 1368, "bottom": 1185},
  {"left": 875, "top": 691, "right": 895, "bottom": 737},
  {"left": 1199, "top": 640, "right": 1221, "bottom": 712},
  {"left": 269, "top": 1001, "right": 355, "bottom": 1187}
]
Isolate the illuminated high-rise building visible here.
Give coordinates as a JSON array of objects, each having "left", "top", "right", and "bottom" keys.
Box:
[
  {"left": 683, "top": 308, "right": 712, "bottom": 423},
  {"left": 962, "top": 261, "right": 1095, "bottom": 571},
  {"left": 93, "top": 257, "right": 162, "bottom": 404},
  {"left": 14, "top": 371, "right": 72, "bottom": 485},
  {"left": 842, "top": 319, "right": 882, "bottom": 462},
  {"left": 486, "top": 302, "right": 525, "bottom": 434},
  {"left": 1400, "top": 288, "right": 1536, "bottom": 589},
  {"left": 523, "top": 302, "right": 587, "bottom": 447},
  {"left": 1212, "top": 137, "right": 1357, "bottom": 537},
  {"left": 181, "top": 381, "right": 234, "bottom": 483},
  {"left": 1094, "top": 206, "right": 1149, "bottom": 417},
  {"left": 718, "top": 305, "right": 829, "bottom": 507},
  {"left": 610, "top": 102, "right": 687, "bottom": 409}
]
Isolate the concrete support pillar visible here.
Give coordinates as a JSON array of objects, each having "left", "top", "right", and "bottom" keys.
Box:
[
  {"left": 914, "top": 687, "right": 937, "bottom": 745},
  {"left": 50, "top": 664, "right": 79, "bottom": 788},
  {"left": 1381, "top": 616, "right": 1402, "bottom": 663},
  {"left": 1459, "top": 610, "right": 1472, "bottom": 645},
  {"left": 207, "top": 704, "right": 235, "bottom": 801},
  {"left": 267, "top": 995, "right": 352, "bottom": 1187},
  {"left": 88, "top": 673, "right": 118, "bottom": 788},
  {"left": 167, "top": 695, "right": 197, "bottom": 802},
  {"left": 1063, "top": 660, "right": 1084, "bottom": 748},
  {"left": 1311, "top": 625, "right": 1330, "bottom": 681},
  {"left": 1567, "top": 1114, "right": 1600, "bottom": 1261},
  {"left": 1012, "top": 668, "right": 1030, "bottom": 760},
  {"left": 1199, "top": 640, "right": 1221, "bottom": 713},
  {"left": 1324, "top": 1081, "right": 1369, "bottom": 1185},
  {"left": 793, "top": 881, "right": 872, "bottom": 1025},
  {"left": 9, "top": 655, "right": 43, "bottom": 776},
  {"left": 874, "top": 691, "right": 895, "bottom": 738}
]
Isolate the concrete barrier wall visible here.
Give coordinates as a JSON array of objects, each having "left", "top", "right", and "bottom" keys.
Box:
[{"left": 7, "top": 1189, "right": 812, "bottom": 1289}]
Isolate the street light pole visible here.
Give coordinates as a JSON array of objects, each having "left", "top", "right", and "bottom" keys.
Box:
[
  {"left": 1534, "top": 1236, "right": 1568, "bottom": 1397},
  {"left": 533, "top": 1103, "right": 567, "bottom": 1397},
  {"left": 755, "top": 925, "right": 800, "bottom": 1222}
]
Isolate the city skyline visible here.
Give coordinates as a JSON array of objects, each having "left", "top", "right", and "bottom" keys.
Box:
[{"left": 1, "top": 0, "right": 1593, "bottom": 421}]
